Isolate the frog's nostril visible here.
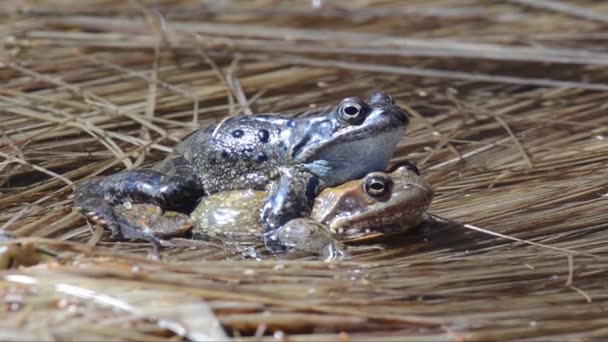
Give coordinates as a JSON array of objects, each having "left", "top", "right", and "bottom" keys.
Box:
[{"left": 367, "top": 92, "right": 393, "bottom": 104}]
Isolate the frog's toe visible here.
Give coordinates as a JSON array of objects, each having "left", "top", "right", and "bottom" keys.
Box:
[
  {"left": 109, "top": 216, "right": 165, "bottom": 256},
  {"left": 263, "top": 232, "right": 289, "bottom": 253},
  {"left": 321, "top": 242, "right": 346, "bottom": 262},
  {"left": 110, "top": 213, "right": 166, "bottom": 247},
  {"left": 77, "top": 200, "right": 162, "bottom": 248},
  {"left": 78, "top": 205, "right": 122, "bottom": 238}
]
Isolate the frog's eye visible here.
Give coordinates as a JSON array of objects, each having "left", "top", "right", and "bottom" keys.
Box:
[
  {"left": 339, "top": 101, "right": 366, "bottom": 124},
  {"left": 363, "top": 175, "right": 392, "bottom": 198}
]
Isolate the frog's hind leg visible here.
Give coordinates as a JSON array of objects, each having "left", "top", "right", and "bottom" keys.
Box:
[
  {"left": 73, "top": 168, "right": 203, "bottom": 242},
  {"left": 74, "top": 177, "right": 156, "bottom": 245}
]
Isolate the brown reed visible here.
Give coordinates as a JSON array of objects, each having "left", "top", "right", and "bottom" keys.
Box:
[{"left": 2, "top": 1, "right": 608, "bottom": 340}]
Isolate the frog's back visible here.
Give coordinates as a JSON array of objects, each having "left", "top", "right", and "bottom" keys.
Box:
[{"left": 165, "top": 115, "right": 298, "bottom": 193}]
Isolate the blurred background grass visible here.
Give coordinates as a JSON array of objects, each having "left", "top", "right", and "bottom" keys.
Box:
[{"left": 1, "top": 1, "right": 608, "bottom": 340}]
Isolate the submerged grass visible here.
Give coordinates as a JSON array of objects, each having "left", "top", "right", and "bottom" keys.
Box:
[{"left": 1, "top": 0, "right": 608, "bottom": 340}]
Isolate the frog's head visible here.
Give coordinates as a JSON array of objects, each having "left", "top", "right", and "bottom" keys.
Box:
[
  {"left": 293, "top": 92, "right": 409, "bottom": 186},
  {"left": 311, "top": 162, "right": 433, "bottom": 239}
]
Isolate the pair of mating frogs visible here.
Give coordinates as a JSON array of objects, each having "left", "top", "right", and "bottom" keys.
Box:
[{"left": 74, "top": 92, "right": 433, "bottom": 257}]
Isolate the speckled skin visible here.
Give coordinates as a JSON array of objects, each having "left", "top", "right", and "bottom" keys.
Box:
[{"left": 73, "top": 92, "right": 408, "bottom": 252}]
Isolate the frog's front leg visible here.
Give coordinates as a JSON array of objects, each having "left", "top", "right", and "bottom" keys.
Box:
[
  {"left": 261, "top": 170, "right": 345, "bottom": 258},
  {"left": 261, "top": 168, "right": 320, "bottom": 252},
  {"left": 74, "top": 167, "right": 203, "bottom": 241}
]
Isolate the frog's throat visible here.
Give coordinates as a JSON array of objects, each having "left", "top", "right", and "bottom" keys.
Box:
[
  {"left": 293, "top": 124, "right": 404, "bottom": 164},
  {"left": 300, "top": 128, "right": 405, "bottom": 187}
]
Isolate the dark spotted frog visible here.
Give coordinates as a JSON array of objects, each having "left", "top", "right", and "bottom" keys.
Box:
[{"left": 74, "top": 92, "right": 408, "bottom": 252}]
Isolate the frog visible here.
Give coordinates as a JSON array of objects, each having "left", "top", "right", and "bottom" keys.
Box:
[
  {"left": 115, "top": 161, "right": 433, "bottom": 259},
  {"left": 308, "top": 161, "right": 433, "bottom": 241},
  {"left": 73, "top": 92, "right": 409, "bottom": 252}
]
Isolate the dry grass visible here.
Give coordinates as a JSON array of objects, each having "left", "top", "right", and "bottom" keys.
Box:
[{"left": 1, "top": 0, "right": 608, "bottom": 340}]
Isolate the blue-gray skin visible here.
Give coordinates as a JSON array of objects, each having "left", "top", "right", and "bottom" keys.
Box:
[{"left": 73, "top": 92, "right": 409, "bottom": 252}]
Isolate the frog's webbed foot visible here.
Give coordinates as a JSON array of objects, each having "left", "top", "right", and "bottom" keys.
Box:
[
  {"left": 75, "top": 180, "right": 163, "bottom": 245},
  {"left": 73, "top": 168, "right": 202, "bottom": 247},
  {"left": 74, "top": 178, "right": 126, "bottom": 239},
  {"left": 277, "top": 218, "right": 346, "bottom": 261},
  {"left": 262, "top": 231, "right": 289, "bottom": 253}
]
